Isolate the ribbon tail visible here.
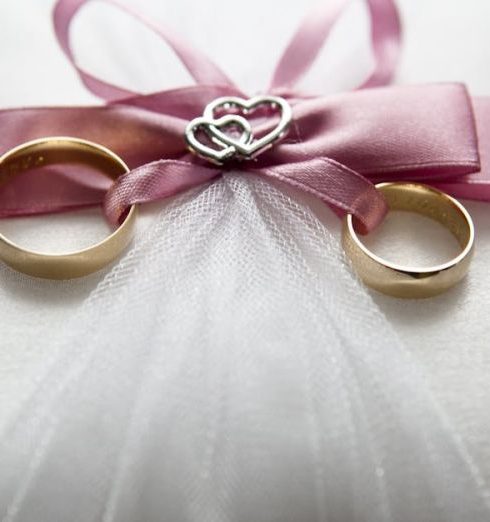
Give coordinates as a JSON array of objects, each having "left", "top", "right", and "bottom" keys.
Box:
[
  {"left": 0, "top": 165, "right": 112, "bottom": 218},
  {"left": 103, "top": 159, "right": 222, "bottom": 225},
  {"left": 254, "top": 157, "right": 388, "bottom": 234},
  {"left": 433, "top": 96, "right": 490, "bottom": 200}
]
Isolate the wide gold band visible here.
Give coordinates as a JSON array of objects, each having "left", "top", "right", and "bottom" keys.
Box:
[
  {"left": 342, "top": 182, "right": 475, "bottom": 298},
  {"left": 0, "top": 137, "right": 137, "bottom": 279}
]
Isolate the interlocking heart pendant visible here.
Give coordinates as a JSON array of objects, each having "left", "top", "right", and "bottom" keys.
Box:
[
  {"left": 185, "top": 114, "right": 253, "bottom": 164},
  {"left": 185, "top": 95, "right": 292, "bottom": 165}
]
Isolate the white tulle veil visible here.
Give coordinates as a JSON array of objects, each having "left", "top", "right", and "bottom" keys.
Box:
[{"left": 1, "top": 174, "right": 490, "bottom": 521}]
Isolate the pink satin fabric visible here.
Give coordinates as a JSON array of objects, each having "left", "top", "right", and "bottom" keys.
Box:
[
  {"left": 0, "top": 0, "right": 488, "bottom": 234},
  {"left": 435, "top": 97, "right": 490, "bottom": 201}
]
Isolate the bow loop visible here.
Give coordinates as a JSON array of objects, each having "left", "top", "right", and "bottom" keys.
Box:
[
  {"left": 270, "top": 0, "right": 402, "bottom": 93},
  {"left": 53, "top": 0, "right": 238, "bottom": 102}
]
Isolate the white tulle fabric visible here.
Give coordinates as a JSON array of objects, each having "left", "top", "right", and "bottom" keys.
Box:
[{"left": 0, "top": 173, "right": 489, "bottom": 522}]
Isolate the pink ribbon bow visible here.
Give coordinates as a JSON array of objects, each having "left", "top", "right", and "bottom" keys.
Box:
[{"left": 0, "top": 0, "right": 489, "bottom": 234}]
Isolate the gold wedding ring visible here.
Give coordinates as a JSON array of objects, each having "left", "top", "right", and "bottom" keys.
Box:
[
  {"left": 0, "top": 137, "right": 136, "bottom": 279},
  {"left": 342, "top": 182, "right": 474, "bottom": 298}
]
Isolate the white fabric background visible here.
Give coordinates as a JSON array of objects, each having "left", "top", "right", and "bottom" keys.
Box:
[{"left": 1, "top": 0, "right": 490, "bottom": 514}]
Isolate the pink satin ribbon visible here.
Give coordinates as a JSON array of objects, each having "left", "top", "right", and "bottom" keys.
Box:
[{"left": 0, "top": 0, "right": 488, "bottom": 233}]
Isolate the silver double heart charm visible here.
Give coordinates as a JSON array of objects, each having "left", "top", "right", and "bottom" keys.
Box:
[{"left": 185, "top": 95, "right": 292, "bottom": 164}]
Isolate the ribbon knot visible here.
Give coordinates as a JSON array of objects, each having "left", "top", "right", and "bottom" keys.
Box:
[{"left": 0, "top": 0, "right": 487, "bottom": 235}]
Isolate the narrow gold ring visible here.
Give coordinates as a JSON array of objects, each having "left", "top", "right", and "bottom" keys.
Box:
[
  {"left": 0, "top": 137, "right": 137, "bottom": 279},
  {"left": 342, "top": 182, "right": 474, "bottom": 298}
]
